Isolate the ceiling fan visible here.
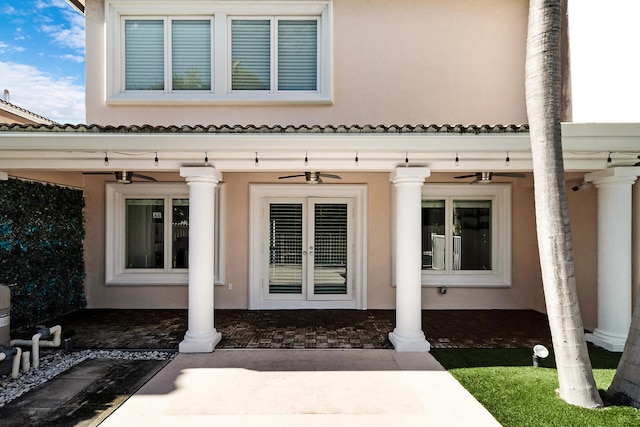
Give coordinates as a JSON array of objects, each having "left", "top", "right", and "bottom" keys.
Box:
[
  {"left": 84, "top": 171, "right": 158, "bottom": 184},
  {"left": 278, "top": 172, "right": 342, "bottom": 184},
  {"left": 454, "top": 171, "right": 525, "bottom": 184}
]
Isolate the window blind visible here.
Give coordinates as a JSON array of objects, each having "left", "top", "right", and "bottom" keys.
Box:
[
  {"left": 125, "top": 20, "right": 165, "bottom": 90},
  {"left": 172, "top": 20, "right": 211, "bottom": 90},
  {"left": 313, "top": 203, "right": 347, "bottom": 295},
  {"left": 278, "top": 20, "right": 317, "bottom": 91},
  {"left": 231, "top": 20, "right": 271, "bottom": 90},
  {"left": 268, "top": 204, "right": 303, "bottom": 294}
]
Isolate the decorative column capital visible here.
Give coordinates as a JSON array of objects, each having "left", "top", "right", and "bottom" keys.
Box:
[
  {"left": 180, "top": 166, "right": 223, "bottom": 183},
  {"left": 585, "top": 166, "right": 640, "bottom": 186},
  {"left": 390, "top": 166, "right": 431, "bottom": 184}
]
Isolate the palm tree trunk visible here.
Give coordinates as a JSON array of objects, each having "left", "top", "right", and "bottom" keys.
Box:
[
  {"left": 607, "top": 297, "right": 640, "bottom": 407},
  {"left": 525, "top": 0, "right": 602, "bottom": 408}
]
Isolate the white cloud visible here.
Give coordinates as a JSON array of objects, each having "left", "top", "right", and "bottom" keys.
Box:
[
  {"left": 0, "top": 41, "right": 26, "bottom": 54},
  {"left": 41, "top": 10, "right": 85, "bottom": 52},
  {"left": 0, "top": 61, "right": 85, "bottom": 124}
]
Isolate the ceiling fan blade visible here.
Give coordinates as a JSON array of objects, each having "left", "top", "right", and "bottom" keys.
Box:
[
  {"left": 279, "top": 174, "right": 306, "bottom": 179},
  {"left": 454, "top": 174, "right": 479, "bottom": 179},
  {"left": 492, "top": 172, "right": 526, "bottom": 178},
  {"left": 131, "top": 173, "right": 157, "bottom": 182},
  {"left": 318, "top": 173, "right": 342, "bottom": 180}
]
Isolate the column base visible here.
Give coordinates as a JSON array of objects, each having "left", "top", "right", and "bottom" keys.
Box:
[
  {"left": 389, "top": 329, "right": 431, "bottom": 352},
  {"left": 179, "top": 330, "right": 222, "bottom": 353},
  {"left": 585, "top": 329, "right": 627, "bottom": 352}
]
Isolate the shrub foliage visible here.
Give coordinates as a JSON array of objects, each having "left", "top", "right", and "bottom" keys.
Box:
[{"left": 0, "top": 179, "right": 86, "bottom": 329}]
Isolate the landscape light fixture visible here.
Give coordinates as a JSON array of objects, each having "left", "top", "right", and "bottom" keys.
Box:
[{"left": 532, "top": 344, "right": 549, "bottom": 367}]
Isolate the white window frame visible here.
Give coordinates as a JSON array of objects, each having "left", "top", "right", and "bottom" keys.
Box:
[
  {"left": 105, "top": 0, "right": 332, "bottom": 105},
  {"left": 421, "top": 183, "right": 512, "bottom": 288},
  {"left": 105, "top": 182, "right": 225, "bottom": 285}
]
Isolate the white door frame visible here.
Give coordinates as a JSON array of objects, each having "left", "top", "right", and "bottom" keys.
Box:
[{"left": 249, "top": 184, "right": 367, "bottom": 309}]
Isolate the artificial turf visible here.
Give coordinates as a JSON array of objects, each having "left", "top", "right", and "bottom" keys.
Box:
[{"left": 431, "top": 348, "right": 640, "bottom": 427}]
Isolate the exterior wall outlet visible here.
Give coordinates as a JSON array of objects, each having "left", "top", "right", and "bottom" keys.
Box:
[{"left": 227, "top": 283, "right": 233, "bottom": 290}]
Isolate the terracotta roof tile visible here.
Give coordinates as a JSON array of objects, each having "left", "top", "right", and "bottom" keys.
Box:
[{"left": 0, "top": 123, "right": 530, "bottom": 134}]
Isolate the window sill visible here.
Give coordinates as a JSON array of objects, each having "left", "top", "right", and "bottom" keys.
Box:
[
  {"left": 421, "top": 271, "right": 511, "bottom": 288},
  {"left": 106, "top": 92, "right": 333, "bottom": 106}
]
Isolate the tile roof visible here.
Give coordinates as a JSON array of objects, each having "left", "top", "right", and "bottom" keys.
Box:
[
  {"left": 0, "top": 99, "right": 58, "bottom": 125},
  {"left": 0, "top": 123, "right": 529, "bottom": 134}
]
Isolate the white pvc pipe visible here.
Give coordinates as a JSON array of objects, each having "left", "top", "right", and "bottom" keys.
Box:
[
  {"left": 21, "top": 350, "right": 30, "bottom": 373},
  {"left": 12, "top": 347, "right": 21, "bottom": 379},
  {"left": 10, "top": 325, "right": 62, "bottom": 369}
]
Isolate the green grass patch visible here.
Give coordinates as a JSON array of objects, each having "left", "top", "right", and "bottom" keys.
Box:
[{"left": 431, "top": 348, "right": 640, "bottom": 427}]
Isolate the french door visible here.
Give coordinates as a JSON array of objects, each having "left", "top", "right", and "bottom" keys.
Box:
[{"left": 264, "top": 197, "right": 353, "bottom": 302}]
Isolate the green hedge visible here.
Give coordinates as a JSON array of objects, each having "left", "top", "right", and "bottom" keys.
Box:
[{"left": 0, "top": 179, "right": 86, "bottom": 329}]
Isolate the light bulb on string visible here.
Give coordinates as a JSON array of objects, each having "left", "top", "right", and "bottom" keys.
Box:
[
  {"left": 255, "top": 152, "right": 259, "bottom": 167},
  {"left": 304, "top": 152, "right": 308, "bottom": 166},
  {"left": 154, "top": 152, "right": 159, "bottom": 166},
  {"left": 505, "top": 151, "right": 510, "bottom": 166},
  {"left": 355, "top": 152, "right": 359, "bottom": 166},
  {"left": 204, "top": 152, "right": 209, "bottom": 166},
  {"left": 455, "top": 152, "right": 459, "bottom": 166},
  {"left": 104, "top": 152, "right": 109, "bottom": 166}
]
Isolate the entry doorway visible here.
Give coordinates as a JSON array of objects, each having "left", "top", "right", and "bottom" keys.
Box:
[{"left": 249, "top": 184, "right": 367, "bottom": 309}]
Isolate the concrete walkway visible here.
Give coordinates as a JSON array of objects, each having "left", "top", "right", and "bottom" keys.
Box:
[{"left": 101, "top": 349, "right": 500, "bottom": 426}]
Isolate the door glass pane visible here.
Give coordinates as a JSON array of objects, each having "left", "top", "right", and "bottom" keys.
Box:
[
  {"left": 314, "top": 204, "right": 347, "bottom": 295},
  {"left": 126, "top": 199, "right": 164, "bottom": 268},
  {"left": 172, "top": 199, "right": 189, "bottom": 268},
  {"left": 172, "top": 20, "right": 211, "bottom": 90},
  {"left": 278, "top": 20, "right": 317, "bottom": 91},
  {"left": 269, "top": 204, "right": 303, "bottom": 294},
  {"left": 231, "top": 19, "right": 270, "bottom": 90},
  {"left": 422, "top": 200, "right": 446, "bottom": 270},
  {"left": 453, "top": 200, "right": 492, "bottom": 270},
  {"left": 125, "top": 20, "right": 164, "bottom": 90}
]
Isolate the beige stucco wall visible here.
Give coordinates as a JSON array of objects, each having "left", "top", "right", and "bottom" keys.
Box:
[{"left": 85, "top": 0, "right": 529, "bottom": 126}]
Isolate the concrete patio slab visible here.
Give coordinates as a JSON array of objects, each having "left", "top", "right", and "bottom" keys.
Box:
[{"left": 101, "top": 349, "right": 500, "bottom": 426}]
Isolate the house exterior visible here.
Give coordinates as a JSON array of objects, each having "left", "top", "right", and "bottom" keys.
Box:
[{"left": 0, "top": 0, "right": 639, "bottom": 353}]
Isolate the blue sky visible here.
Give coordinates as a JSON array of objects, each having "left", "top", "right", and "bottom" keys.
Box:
[{"left": 0, "top": 0, "right": 85, "bottom": 124}]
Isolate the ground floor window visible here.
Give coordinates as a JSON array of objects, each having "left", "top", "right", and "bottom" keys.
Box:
[
  {"left": 105, "top": 182, "right": 224, "bottom": 285},
  {"left": 421, "top": 184, "right": 511, "bottom": 287}
]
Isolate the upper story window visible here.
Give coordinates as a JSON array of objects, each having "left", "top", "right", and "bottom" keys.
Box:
[
  {"left": 106, "top": 1, "right": 332, "bottom": 104},
  {"left": 421, "top": 184, "right": 512, "bottom": 287}
]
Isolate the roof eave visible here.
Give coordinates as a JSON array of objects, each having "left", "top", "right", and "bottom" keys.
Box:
[{"left": 66, "top": 0, "right": 85, "bottom": 14}]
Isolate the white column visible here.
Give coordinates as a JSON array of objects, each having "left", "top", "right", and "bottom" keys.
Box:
[
  {"left": 584, "top": 167, "right": 640, "bottom": 352},
  {"left": 389, "top": 166, "right": 431, "bottom": 352},
  {"left": 179, "top": 167, "right": 222, "bottom": 353}
]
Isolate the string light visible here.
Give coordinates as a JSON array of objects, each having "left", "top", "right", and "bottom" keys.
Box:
[
  {"left": 255, "top": 152, "right": 259, "bottom": 167},
  {"left": 304, "top": 152, "right": 308, "bottom": 166},
  {"left": 103, "top": 152, "right": 109, "bottom": 166},
  {"left": 405, "top": 153, "right": 409, "bottom": 165},
  {"left": 505, "top": 151, "right": 510, "bottom": 166},
  {"left": 607, "top": 152, "right": 612, "bottom": 164},
  {"left": 455, "top": 152, "right": 459, "bottom": 166},
  {"left": 154, "top": 152, "right": 159, "bottom": 166},
  {"left": 355, "top": 152, "right": 359, "bottom": 166},
  {"left": 204, "top": 152, "right": 209, "bottom": 166}
]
